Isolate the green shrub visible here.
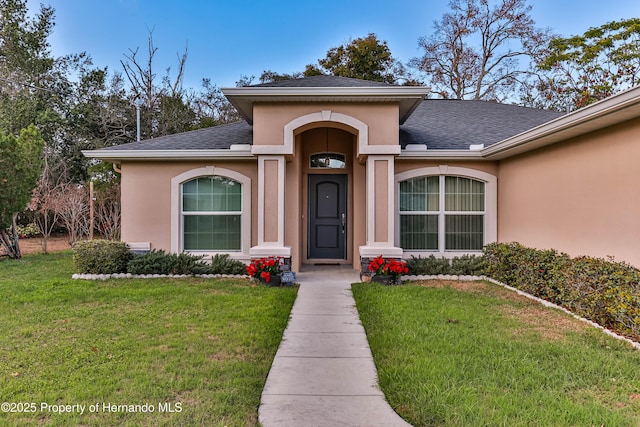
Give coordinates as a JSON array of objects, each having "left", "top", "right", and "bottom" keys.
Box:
[
  {"left": 210, "top": 254, "right": 246, "bottom": 275},
  {"left": 16, "top": 223, "right": 39, "bottom": 238},
  {"left": 483, "top": 242, "right": 640, "bottom": 342},
  {"left": 451, "top": 254, "right": 486, "bottom": 275},
  {"left": 127, "top": 250, "right": 212, "bottom": 275},
  {"left": 73, "top": 240, "right": 132, "bottom": 274},
  {"left": 406, "top": 254, "right": 485, "bottom": 276},
  {"left": 406, "top": 255, "right": 451, "bottom": 275},
  {"left": 483, "top": 242, "right": 569, "bottom": 302},
  {"left": 561, "top": 256, "right": 640, "bottom": 340}
]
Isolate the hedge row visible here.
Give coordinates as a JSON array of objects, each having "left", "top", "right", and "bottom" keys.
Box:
[
  {"left": 405, "top": 254, "right": 485, "bottom": 276},
  {"left": 483, "top": 242, "right": 640, "bottom": 342},
  {"left": 72, "top": 240, "right": 246, "bottom": 276}
]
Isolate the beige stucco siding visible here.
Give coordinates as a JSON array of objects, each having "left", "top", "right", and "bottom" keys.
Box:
[
  {"left": 120, "top": 161, "right": 258, "bottom": 252},
  {"left": 253, "top": 103, "right": 398, "bottom": 147},
  {"left": 263, "top": 159, "right": 279, "bottom": 243},
  {"left": 498, "top": 118, "right": 640, "bottom": 266},
  {"left": 374, "top": 159, "right": 389, "bottom": 242}
]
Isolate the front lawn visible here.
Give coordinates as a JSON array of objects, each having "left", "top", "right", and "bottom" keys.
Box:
[
  {"left": 353, "top": 280, "right": 640, "bottom": 426},
  {"left": 0, "top": 252, "right": 297, "bottom": 426}
]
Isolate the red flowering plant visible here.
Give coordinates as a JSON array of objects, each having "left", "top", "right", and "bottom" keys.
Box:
[
  {"left": 246, "top": 256, "right": 283, "bottom": 284},
  {"left": 367, "top": 255, "right": 408, "bottom": 282}
]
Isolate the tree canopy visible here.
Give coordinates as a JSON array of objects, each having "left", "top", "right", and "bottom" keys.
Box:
[
  {"left": 535, "top": 18, "right": 640, "bottom": 111},
  {"left": 259, "top": 33, "right": 418, "bottom": 85},
  {"left": 411, "top": 0, "right": 550, "bottom": 101},
  {"left": 0, "top": 125, "right": 44, "bottom": 257},
  {"left": 314, "top": 33, "right": 400, "bottom": 83}
]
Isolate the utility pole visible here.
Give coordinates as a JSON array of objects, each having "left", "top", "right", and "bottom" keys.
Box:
[
  {"left": 89, "top": 181, "right": 94, "bottom": 240},
  {"left": 134, "top": 99, "right": 144, "bottom": 141}
]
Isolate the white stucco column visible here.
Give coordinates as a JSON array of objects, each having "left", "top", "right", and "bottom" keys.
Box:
[
  {"left": 359, "top": 154, "right": 403, "bottom": 260},
  {"left": 250, "top": 155, "right": 291, "bottom": 258}
]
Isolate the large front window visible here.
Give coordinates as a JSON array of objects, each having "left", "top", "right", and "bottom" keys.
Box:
[
  {"left": 182, "top": 176, "right": 241, "bottom": 251},
  {"left": 399, "top": 176, "right": 485, "bottom": 251}
]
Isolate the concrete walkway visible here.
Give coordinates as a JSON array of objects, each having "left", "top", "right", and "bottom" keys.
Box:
[{"left": 259, "top": 266, "right": 412, "bottom": 427}]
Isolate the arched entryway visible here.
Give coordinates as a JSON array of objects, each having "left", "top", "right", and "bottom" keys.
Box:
[{"left": 298, "top": 127, "right": 361, "bottom": 266}]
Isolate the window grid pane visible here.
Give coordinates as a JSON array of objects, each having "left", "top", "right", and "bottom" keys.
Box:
[
  {"left": 400, "top": 214, "right": 438, "bottom": 250},
  {"left": 184, "top": 215, "right": 241, "bottom": 250},
  {"left": 445, "top": 176, "right": 484, "bottom": 212},
  {"left": 445, "top": 214, "right": 484, "bottom": 250},
  {"left": 183, "top": 176, "right": 241, "bottom": 212},
  {"left": 400, "top": 176, "right": 439, "bottom": 212}
]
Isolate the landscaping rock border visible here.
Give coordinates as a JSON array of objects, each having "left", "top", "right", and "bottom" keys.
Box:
[
  {"left": 72, "top": 273, "right": 249, "bottom": 280},
  {"left": 71, "top": 272, "right": 639, "bottom": 350}
]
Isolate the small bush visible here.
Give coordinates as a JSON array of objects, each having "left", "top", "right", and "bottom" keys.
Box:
[
  {"left": 127, "top": 250, "right": 212, "bottom": 275},
  {"left": 406, "top": 254, "right": 485, "bottom": 276},
  {"left": 483, "top": 242, "right": 570, "bottom": 302},
  {"left": 16, "top": 223, "right": 39, "bottom": 238},
  {"left": 561, "top": 256, "right": 640, "bottom": 340},
  {"left": 451, "top": 254, "right": 486, "bottom": 275},
  {"left": 210, "top": 254, "right": 246, "bottom": 275},
  {"left": 73, "top": 240, "right": 132, "bottom": 274}
]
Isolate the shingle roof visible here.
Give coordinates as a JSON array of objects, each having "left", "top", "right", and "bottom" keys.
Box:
[
  {"left": 399, "top": 100, "right": 564, "bottom": 149},
  {"left": 102, "top": 121, "right": 252, "bottom": 151},
  {"left": 251, "top": 75, "right": 393, "bottom": 88},
  {"left": 97, "top": 95, "right": 563, "bottom": 152}
]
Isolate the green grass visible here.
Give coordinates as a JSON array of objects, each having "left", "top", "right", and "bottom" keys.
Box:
[
  {"left": 353, "top": 280, "right": 640, "bottom": 427},
  {"left": 0, "top": 252, "right": 297, "bottom": 426}
]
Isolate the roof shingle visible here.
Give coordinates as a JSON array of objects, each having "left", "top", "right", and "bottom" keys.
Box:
[
  {"left": 251, "top": 75, "right": 393, "bottom": 88},
  {"left": 399, "top": 99, "right": 564, "bottom": 149},
  {"left": 102, "top": 121, "right": 252, "bottom": 151}
]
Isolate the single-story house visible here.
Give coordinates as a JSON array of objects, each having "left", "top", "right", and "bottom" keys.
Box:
[{"left": 85, "top": 75, "right": 640, "bottom": 271}]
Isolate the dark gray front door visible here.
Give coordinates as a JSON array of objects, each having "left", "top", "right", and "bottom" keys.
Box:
[{"left": 308, "top": 175, "right": 347, "bottom": 259}]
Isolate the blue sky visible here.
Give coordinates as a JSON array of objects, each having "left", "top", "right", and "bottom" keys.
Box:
[{"left": 34, "top": 1, "right": 640, "bottom": 90}]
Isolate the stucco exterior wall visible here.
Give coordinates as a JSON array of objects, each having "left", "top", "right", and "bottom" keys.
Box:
[
  {"left": 120, "top": 161, "right": 258, "bottom": 252},
  {"left": 498, "top": 118, "right": 640, "bottom": 267},
  {"left": 263, "top": 159, "right": 279, "bottom": 243},
  {"left": 253, "top": 103, "right": 398, "bottom": 147}
]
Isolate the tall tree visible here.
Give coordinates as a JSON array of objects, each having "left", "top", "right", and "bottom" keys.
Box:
[
  {"left": 0, "top": 0, "right": 56, "bottom": 134},
  {"left": 309, "top": 33, "right": 411, "bottom": 84},
  {"left": 120, "top": 29, "right": 195, "bottom": 139},
  {"left": 412, "top": 0, "right": 550, "bottom": 101},
  {"left": 0, "top": 125, "right": 44, "bottom": 258},
  {"left": 535, "top": 18, "right": 640, "bottom": 111}
]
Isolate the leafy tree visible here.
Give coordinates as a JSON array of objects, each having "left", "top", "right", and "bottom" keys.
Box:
[
  {"left": 259, "top": 70, "right": 303, "bottom": 84},
  {"left": 411, "top": 0, "right": 550, "bottom": 101},
  {"left": 0, "top": 125, "right": 44, "bottom": 258},
  {"left": 0, "top": 0, "right": 56, "bottom": 134},
  {"left": 309, "top": 33, "right": 410, "bottom": 84},
  {"left": 536, "top": 18, "right": 640, "bottom": 111},
  {"left": 192, "top": 78, "right": 241, "bottom": 125}
]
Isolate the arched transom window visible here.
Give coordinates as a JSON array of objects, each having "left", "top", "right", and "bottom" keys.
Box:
[{"left": 182, "top": 176, "right": 242, "bottom": 251}]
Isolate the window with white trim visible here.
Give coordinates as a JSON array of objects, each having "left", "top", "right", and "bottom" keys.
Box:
[
  {"left": 182, "top": 176, "right": 242, "bottom": 251},
  {"left": 399, "top": 175, "right": 485, "bottom": 251}
]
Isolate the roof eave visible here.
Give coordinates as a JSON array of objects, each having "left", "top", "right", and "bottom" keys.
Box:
[
  {"left": 82, "top": 149, "right": 256, "bottom": 162},
  {"left": 397, "top": 150, "right": 485, "bottom": 160},
  {"left": 222, "top": 86, "right": 430, "bottom": 125}
]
